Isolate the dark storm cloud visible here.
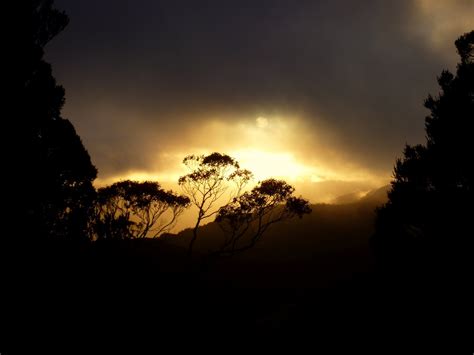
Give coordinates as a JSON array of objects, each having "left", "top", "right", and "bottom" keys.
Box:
[{"left": 46, "top": 0, "right": 472, "bottom": 178}]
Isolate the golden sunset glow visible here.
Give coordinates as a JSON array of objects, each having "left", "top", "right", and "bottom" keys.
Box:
[
  {"left": 95, "top": 149, "right": 324, "bottom": 188},
  {"left": 231, "top": 149, "right": 317, "bottom": 182},
  {"left": 95, "top": 115, "right": 388, "bottom": 204},
  {"left": 56, "top": 0, "right": 472, "bottom": 214}
]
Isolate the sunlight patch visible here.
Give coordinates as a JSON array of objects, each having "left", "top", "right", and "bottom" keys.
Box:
[{"left": 256, "top": 116, "right": 269, "bottom": 128}]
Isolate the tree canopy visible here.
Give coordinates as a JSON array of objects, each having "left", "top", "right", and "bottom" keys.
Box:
[
  {"left": 178, "top": 153, "right": 312, "bottom": 259},
  {"left": 18, "top": 0, "right": 97, "bottom": 241},
  {"left": 178, "top": 153, "right": 253, "bottom": 257},
  {"left": 215, "top": 179, "right": 311, "bottom": 256},
  {"left": 374, "top": 31, "right": 474, "bottom": 255},
  {"left": 93, "top": 180, "right": 190, "bottom": 240}
]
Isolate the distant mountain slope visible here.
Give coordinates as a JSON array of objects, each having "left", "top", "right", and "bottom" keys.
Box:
[
  {"left": 359, "top": 184, "right": 390, "bottom": 205},
  {"left": 330, "top": 190, "right": 368, "bottom": 204},
  {"left": 330, "top": 185, "right": 390, "bottom": 205}
]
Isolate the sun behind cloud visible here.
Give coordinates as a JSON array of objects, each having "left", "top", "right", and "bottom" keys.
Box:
[
  {"left": 98, "top": 115, "right": 385, "bottom": 189},
  {"left": 256, "top": 116, "right": 269, "bottom": 128}
]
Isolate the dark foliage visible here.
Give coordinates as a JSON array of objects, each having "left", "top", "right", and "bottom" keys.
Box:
[
  {"left": 17, "top": 0, "right": 98, "bottom": 241},
  {"left": 374, "top": 31, "right": 474, "bottom": 288}
]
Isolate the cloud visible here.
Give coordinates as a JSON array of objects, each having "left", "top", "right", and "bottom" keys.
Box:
[
  {"left": 48, "top": 0, "right": 473, "bottom": 196},
  {"left": 413, "top": 0, "right": 474, "bottom": 54}
]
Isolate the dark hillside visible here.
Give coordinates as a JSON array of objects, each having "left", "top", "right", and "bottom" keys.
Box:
[{"left": 161, "top": 185, "right": 390, "bottom": 288}]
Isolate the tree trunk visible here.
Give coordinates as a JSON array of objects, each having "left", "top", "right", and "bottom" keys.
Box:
[{"left": 187, "top": 219, "right": 200, "bottom": 258}]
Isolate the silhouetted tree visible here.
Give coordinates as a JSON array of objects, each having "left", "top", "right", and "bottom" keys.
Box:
[
  {"left": 374, "top": 31, "right": 474, "bottom": 263},
  {"left": 178, "top": 153, "right": 253, "bottom": 257},
  {"left": 93, "top": 180, "right": 190, "bottom": 240},
  {"left": 19, "top": 1, "right": 97, "bottom": 241},
  {"left": 215, "top": 179, "right": 311, "bottom": 256}
]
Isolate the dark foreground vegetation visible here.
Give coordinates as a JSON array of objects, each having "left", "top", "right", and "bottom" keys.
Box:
[
  {"left": 3, "top": 1, "right": 473, "bottom": 353},
  {"left": 3, "top": 186, "right": 472, "bottom": 353}
]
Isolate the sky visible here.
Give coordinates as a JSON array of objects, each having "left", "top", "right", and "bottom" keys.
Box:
[{"left": 46, "top": 0, "right": 473, "bottom": 206}]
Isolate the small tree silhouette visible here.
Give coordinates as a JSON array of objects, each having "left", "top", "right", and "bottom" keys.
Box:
[
  {"left": 215, "top": 179, "right": 311, "bottom": 256},
  {"left": 93, "top": 180, "right": 190, "bottom": 240},
  {"left": 178, "top": 153, "right": 253, "bottom": 257}
]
